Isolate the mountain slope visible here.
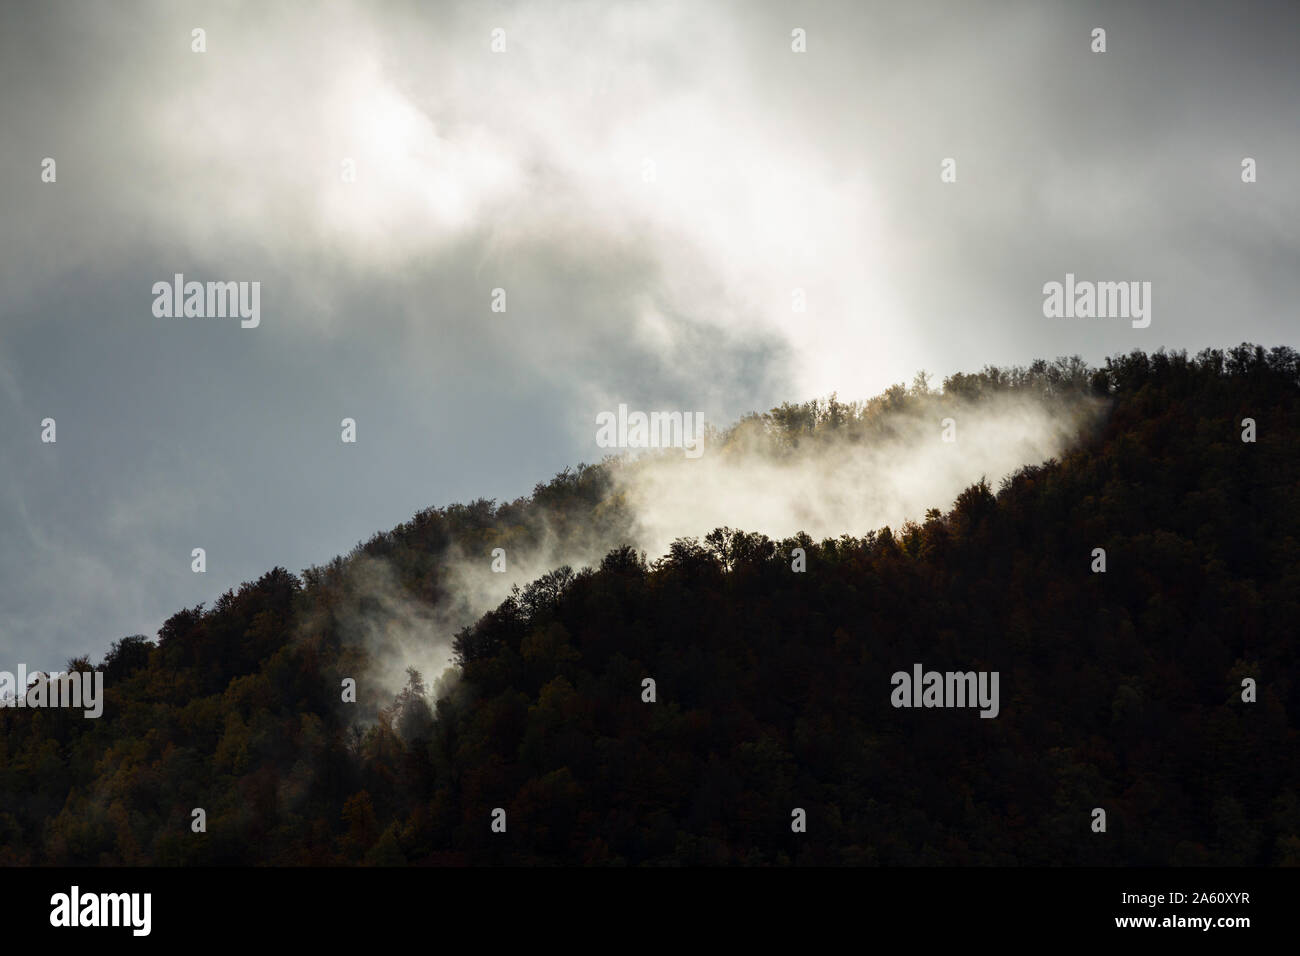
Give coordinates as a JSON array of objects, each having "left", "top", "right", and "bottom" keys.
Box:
[{"left": 2, "top": 344, "right": 1296, "bottom": 865}]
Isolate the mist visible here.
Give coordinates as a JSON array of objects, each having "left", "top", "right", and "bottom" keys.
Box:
[
  {"left": 613, "top": 388, "right": 1108, "bottom": 558},
  {"left": 333, "top": 377, "right": 1108, "bottom": 715}
]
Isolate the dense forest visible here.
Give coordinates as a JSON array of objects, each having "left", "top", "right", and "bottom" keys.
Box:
[{"left": 1, "top": 344, "right": 1296, "bottom": 865}]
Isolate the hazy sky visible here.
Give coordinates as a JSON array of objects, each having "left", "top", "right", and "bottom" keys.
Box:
[{"left": 2, "top": 0, "right": 1296, "bottom": 669}]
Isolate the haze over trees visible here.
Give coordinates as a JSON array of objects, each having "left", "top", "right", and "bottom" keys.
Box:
[{"left": 1, "top": 344, "right": 1296, "bottom": 865}]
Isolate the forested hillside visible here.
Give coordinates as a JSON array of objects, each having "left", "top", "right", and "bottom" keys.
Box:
[{"left": 2, "top": 344, "right": 1296, "bottom": 865}]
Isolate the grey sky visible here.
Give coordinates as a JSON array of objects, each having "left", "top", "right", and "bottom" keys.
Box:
[{"left": 1, "top": 0, "right": 1296, "bottom": 669}]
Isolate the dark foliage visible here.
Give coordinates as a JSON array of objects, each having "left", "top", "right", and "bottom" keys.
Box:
[{"left": 2, "top": 345, "right": 1296, "bottom": 865}]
